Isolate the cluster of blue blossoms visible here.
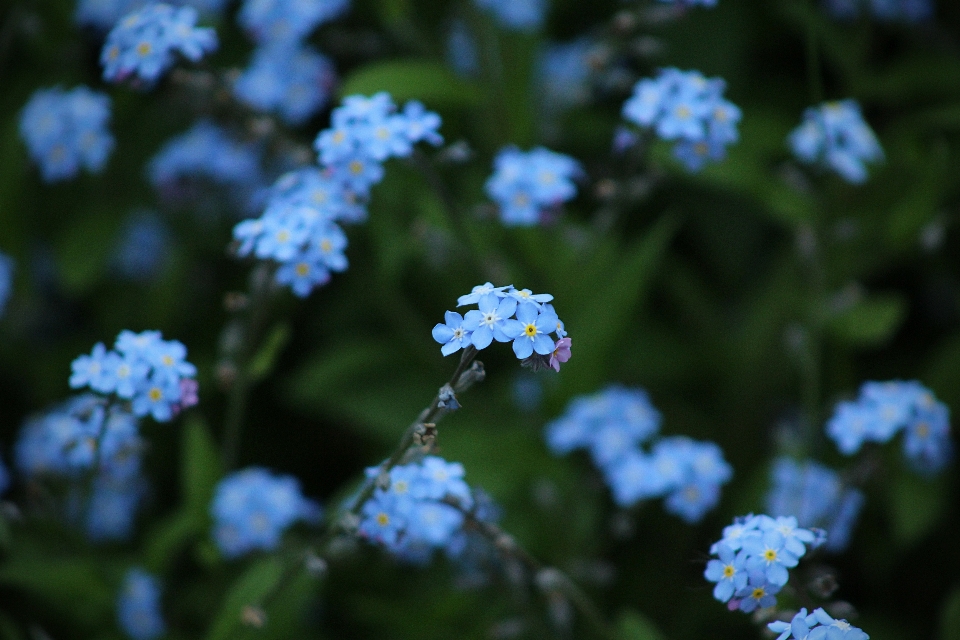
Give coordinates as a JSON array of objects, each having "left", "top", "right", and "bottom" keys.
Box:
[
  {"left": 148, "top": 120, "right": 266, "bottom": 212},
  {"left": 116, "top": 568, "right": 166, "bottom": 640},
  {"left": 19, "top": 86, "right": 114, "bottom": 182},
  {"left": 546, "top": 385, "right": 732, "bottom": 522},
  {"left": 359, "top": 456, "right": 484, "bottom": 563},
  {"left": 211, "top": 467, "right": 320, "bottom": 557},
  {"left": 474, "top": 0, "right": 546, "bottom": 30},
  {"left": 15, "top": 395, "right": 147, "bottom": 541},
  {"left": 76, "top": 0, "right": 228, "bottom": 30},
  {"left": 234, "top": 42, "right": 337, "bottom": 125},
  {"left": 823, "top": 0, "right": 932, "bottom": 22},
  {"left": 238, "top": 0, "right": 348, "bottom": 44},
  {"left": 705, "top": 514, "right": 823, "bottom": 613},
  {"left": 485, "top": 147, "right": 581, "bottom": 227},
  {"left": 826, "top": 380, "right": 952, "bottom": 473},
  {"left": 70, "top": 330, "right": 199, "bottom": 422},
  {"left": 768, "top": 607, "right": 869, "bottom": 640},
  {"left": 433, "top": 283, "right": 572, "bottom": 366},
  {"left": 234, "top": 0, "right": 344, "bottom": 125},
  {"left": 622, "top": 68, "right": 742, "bottom": 171},
  {"left": 789, "top": 100, "right": 884, "bottom": 184},
  {"left": 766, "top": 458, "right": 863, "bottom": 553},
  {"left": 234, "top": 93, "right": 442, "bottom": 297},
  {"left": 101, "top": 3, "right": 218, "bottom": 85}
]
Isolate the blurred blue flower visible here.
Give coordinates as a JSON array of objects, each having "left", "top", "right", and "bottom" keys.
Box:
[
  {"left": 117, "top": 568, "right": 166, "bottom": 640},
  {"left": 474, "top": 0, "right": 546, "bottom": 30},
  {"left": 447, "top": 19, "right": 479, "bottom": 76},
  {"left": 823, "top": 0, "right": 932, "bottom": 21},
  {"left": 539, "top": 38, "right": 594, "bottom": 112},
  {"left": 19, "top": 86, "right": 114, "bottom": 182},
  {"left": 101, "top": 4, "right": 218, "bottom": 85},
  {"left": 789, "top": 100, "right": 883, "bottom": 184},
  {"left": 0, "top": 454, "right": 10, "bottom": 496},
  {"left": 0, "top": 253, "right": 12, "bottom": 317},
  {"left": 766, "top": 457, "right": 864, "bottom": 553},
  {"left": 113, "top": 212, "right": 171, "bottom": 281},
  {"left": 211, "top": 467, "right": 319, "bottom": 557},
  {"left": 238, "top": 0, "right": 349, "bottom": 44},
  {"left": 84, "top": 475, "right": 148, "bottom": 541},
  {"left": 76, "top": 0, "right": 229, "bottom": 29},
  {"left": 768, "top": 607, "right": 869, "bottom": 640},
  {"left": 622, "top": 68, "right": 741, "bottom": 172},
  {"left": 234, "top": 42, "right": 337, "bottom": 125},
  {"left": 485, "top": 146, "right": 581, "bottom": 226}
]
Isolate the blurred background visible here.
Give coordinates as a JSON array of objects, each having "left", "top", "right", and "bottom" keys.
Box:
[{"left": 2, "top": 0, "right": 960, "bottom": 638}]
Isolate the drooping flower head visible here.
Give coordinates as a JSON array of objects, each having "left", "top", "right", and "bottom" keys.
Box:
[
  {"left": 621, "top": 67, "right": 741, "bottom": 172},
  {"left": 19, "top": 86, "right": 114, "bottom": 182},
  {"left": 211, "top": 467, "right": 320, "bottom": 557},
  {"left": 101, "top": 3, "right": 218, "bottom": 85},
  {"left": 789, "top": 100, "right": 883, "bottom": 184}
]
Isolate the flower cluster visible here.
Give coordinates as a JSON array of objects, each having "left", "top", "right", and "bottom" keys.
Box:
[
  {"left": 358, "top": 456, "right": 475, "bottom": 561},
  {"left": 14, "top": 395, "right": 148, "bottom": 541},
  {"left": 69, "top": 330, "right": 199, "bottom": 422},
  {"left": 0, "top": 252, "right": 13, "bottom": 317},
  {"left": 148, "top": 120, "right": 266, "bottom": 212},
  {"left": 112, "top": 212, "right": 172, "bottom": 281},
  {"left": 101, "top": 4, "right": 218, "bottom": 85},
  {"left": 823, "top": 0, "right": 931, "bottom": 22},
  {"left": 485, "top": 146, "right": 581, "bottom": 226},
  {"left": 76, "top": 0, "right": 228, "bottom": 30},
  {"left": 211, "top": 467, "right": 320, "bottom": 557},
  {"left": 116, "top": 568, "right": 166, "bottom": 640},
  {"left": 766, "top": 458, "right": 864, "bottom": 553},
  {"left": 621, "top": 68, "right": 741, "bottom": 171},
  {"left": 233, "top": 94, "right": 442, "bottom": 297},
  {"left": 237, "top": 0, "right": 349, "bottom": 44},
  {"left": 546, "top": 385, "right": 732, "bottom": 522},
  {"left": 768, "top": 607, "right": 869, "bottom": 640},
  {"left": 233, "top": 42, "right": 336, "bottom": 125},
  {"left": 789, "top": 100, "right": 883, "bottom": 184},
  {"left": 705, "top": 514, "right": 823, "bottom": 613},
  {"left": 433, "top": 283, "right": 571, "bottom": 367},
  {"left": 826, "top": 380, "right": 952, "bottom": 473},
  {"left": 474, "top": 0, "right": 546, "bottom": 30},
  {"left": 19, "top": 86, "right": 114, "bottom": 182}
]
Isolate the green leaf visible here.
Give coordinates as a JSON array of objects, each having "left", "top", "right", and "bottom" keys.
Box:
[
  {"left": 888, "top": 470, "right": 949, "bottom": 545},
  {"left": 939, "top": 585, "right": 960, "bottom": 640},
  {"left": 617, "top": 610, "right": 666, "bottom": 640},
  {"left": 206, "top": 557, "right": 286, "bottom": 640},
  {"left": 182, "top": 416, "right": 224, "bottom": 520},
  {"left": 55, "top": 208, "right": 122, "bottom": 295},
  {"left": 0, "top": 557, "right": 114, "bottom": 626},
  {"left": 827, "top": 294, "right": 906, "bottom": 346},
  {"left": 338, "top": 59, "right": 481, "bottom": 108},
  {"left": 247, "top": 323, "right": 291, "bottom": 382},
  {"left": 143, "top": 511, "right": 201, "bottom": 575}
]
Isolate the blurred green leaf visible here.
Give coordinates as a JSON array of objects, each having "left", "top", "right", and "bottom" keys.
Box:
[
  {"left": 182, "top": 416, "right": 224, "bottom": 520},
  {"left": 55, "top": 207, "right": 121, "bottom": 295},
  {"left": 939, "top": 585, "right": 960, "bottom": 640},
  {"left": 143, "top": 511, "right": 200, "bottom": 575},
  {"left": 888, "top": 470, "right": 948, "bottom": 545},
  {"left": 339, "top": 59, "right": 481, "bottom": 108},
  {"left": 248, "top": 323, "right": 291, "bottom": 382},
  {"left": 0, "top": 557, "right": 114, "bottom": 626},
  {"left": 827, "top": 294, "right": 906, "bottom": 346},
  {"left": 206, "top": 557, "right": 286, "bottom": 640},
  {"left": 617, "top": 609, "right": 666, "bottom": 640}
]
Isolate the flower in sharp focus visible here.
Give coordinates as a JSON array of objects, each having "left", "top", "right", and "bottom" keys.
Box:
[
  {"left": 549, "top": 337, "right": 572, "bottom": 372},
  {"left": 503, "top": 302, "right": 557, "bottom": 358},
  {"left": 463, "top": 294, "right": 519, "bottom": 350},
  {"left": 432, "top": 311, "right": 474, "bottom": 356},
  {"left": 101, "top": 4, "right": 218, "bottom": 85}
]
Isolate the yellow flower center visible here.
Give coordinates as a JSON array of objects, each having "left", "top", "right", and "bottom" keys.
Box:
[
  {"left": 752, "top": 587, "right": 765, "bottom": 599},
  {"left": 349, "top": 160, "right": 363, "bottom": 175},
  {"left": 276, "top": 230, "right": 290, "bottom": 243},
  {"left": 162, "top": 355, "right": 174, "bottom": 366},
  {"left": 915, "top": 422, "right": 930, "bottom": 438},
  {"left": 376, "top": 512, "right": 390, "bottom": 526},
  {"left": 136, "top": 41, "right": 151, "bottom": 56},
  {"left": 722, "top": 565, "right": 735, "bottom": 578},
  {"left": 524, "top": 324, "right": 538, "bottom": 338},
  {"left": 676, "top": 105, "right": 691, "bottom": 119},
  {"left": 295, "top": 263, "right": 310, "bottom": 277},
  {"left": 149, "top": 387, "right": 163, "bottom": 402},
  {"left": 763, "top": 549, "right": 777, "bottom": 562},
  {"left": 320, "top": 239, "right": 333, "bottom": 253}
]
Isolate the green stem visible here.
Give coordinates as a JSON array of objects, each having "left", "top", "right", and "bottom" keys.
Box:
[{"left": 805, "top": 8, "right": 824, "bottom": 104}]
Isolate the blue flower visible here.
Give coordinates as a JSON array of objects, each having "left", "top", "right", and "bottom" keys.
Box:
[
  {"left": 0, "top": 253, "right": 12, "bottom": 317},
  {"left": 903, "top": 400, "right": 952, "bottom": 474},
  {"left": 457, "top": 282, "right": 513, "bottom": 306},
  {"left": 85, "top": 475, "right": 148, "bottom": 541},
  {"left": 113, "top": 212, "right": 171, "bottom": 281},
  {"left": 621, "top": 68, "right": 740, "bottom": 172},
  {"left": 234, "top": 42, "right": 336, "bottom": 125},
  {"left": 211, "top": 467, "right": 319, "bottom": 557},
  {"left": 704, "top": 543, "right": 748, "bottom": 602},
  {"left": 503, "top": 302, "right": 557, "bottom": 358},
  {"left": 768, "top": 607, "right": 869, "bottom": 640},
  {"left": 101, "top": 4, "right": 218, "bottom": 85},
  {"left": 70, "top": 343, "right": 115, "bottom": 393},
  {"left": 237, "top": 0, "right": 349, "bottom": 44},
  {"left": 474, "top": 0, "right": 546, "bottom": 30},
  {"left": 485, "top": 146, "right": 581, "bottom": 226},
  {"left": 789, "top": 100, "right": 883, "bottom": 184},
  {"left": 463, "top": 293, "right": 519, "bottom": 350},
  {"left": 447, "top": 19, "right": 479, "bottom": 76},
  {"left": 433, "top": 311, "right": 474, "bottom": 356},
  {"left": 117, "top": 568, "right": 166, "bottom": 640},
  {"left": 19, "top": 86, "right": 114, "bottom": 182},
  {"left": 539, "top": 38, "right": 594, "bottom": 113},
  {"left": 735, "top": 577, "right": 780, "bottom": 613}
]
